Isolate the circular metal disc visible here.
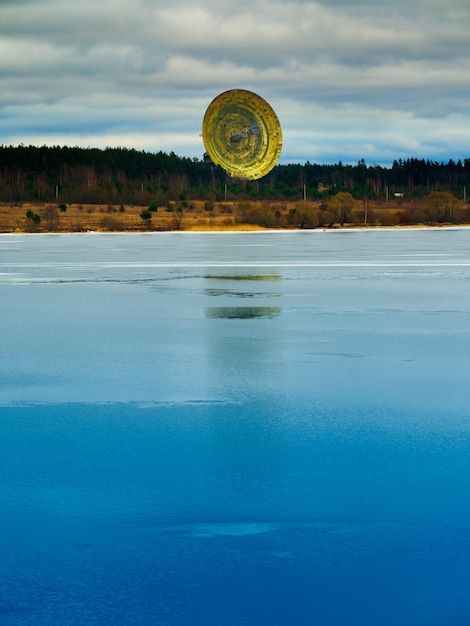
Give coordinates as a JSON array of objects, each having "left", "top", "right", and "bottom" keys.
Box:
[{"left": 202, "top": 89, "right": 282, "bottom": 180}]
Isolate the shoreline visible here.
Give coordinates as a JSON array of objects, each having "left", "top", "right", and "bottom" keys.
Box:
[
  {"left": 3, "top": 198, "right": 470, "bottom": 234},
  {"left": 2, "top": 224, "right": 470, "bottom": 236}
]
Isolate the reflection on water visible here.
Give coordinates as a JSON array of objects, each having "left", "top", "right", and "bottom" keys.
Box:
[
  {"left": 205, "top": 271, "right": 282, "bottom": 319},
  {"left": 204, "top": 270, "right": 283, "bottom": 399},
  {"left": 205, "top": 306, "right": 281, "bottom": 319},
  {"left": 205, "top": 273, "right": 281, "bottom": 281},
  {"left": 205, "top": 288, "right": 281, "bottom": 298}
]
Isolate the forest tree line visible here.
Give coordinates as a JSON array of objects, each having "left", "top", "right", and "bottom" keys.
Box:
[{"left": 1, "top": 145, "right": 469, "bottom": 205}]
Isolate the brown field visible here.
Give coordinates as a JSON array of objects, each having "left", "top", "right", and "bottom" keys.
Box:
[
  {"left": 1, "top": 198, "right": 469, "bottom": 233},
  {"left": 0, "top": 201, "right": 239, "bottom": 233}
]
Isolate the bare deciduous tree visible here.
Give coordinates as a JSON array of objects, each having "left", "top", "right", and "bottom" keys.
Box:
[
  {"left": 326, "top": 192, "right": 355, "bottom": 226},
  {"left": 424, "top": 191, "right": 459, "bottom": 223}
]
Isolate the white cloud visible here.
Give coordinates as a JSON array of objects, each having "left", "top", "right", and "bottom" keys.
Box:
[{"left": 1, "top": 0, "right": 469, "bottom": 165}]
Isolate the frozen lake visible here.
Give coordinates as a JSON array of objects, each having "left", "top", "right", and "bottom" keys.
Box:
[{"left": 1, "top": 229, "right": 470, "bottom": 624}]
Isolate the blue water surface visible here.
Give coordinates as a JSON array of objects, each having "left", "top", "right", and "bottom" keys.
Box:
[{"left": 1, "top": 229, "right": 470, "bottom": 625}]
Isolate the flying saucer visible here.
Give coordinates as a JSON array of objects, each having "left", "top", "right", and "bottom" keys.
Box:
[{"left": 202, "top": 89, "right": 282, "bottom": 180}]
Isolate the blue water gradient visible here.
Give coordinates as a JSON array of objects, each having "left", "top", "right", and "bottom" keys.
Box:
[{"left": 1, "top": 230, "right": 470, "bottom": 625}]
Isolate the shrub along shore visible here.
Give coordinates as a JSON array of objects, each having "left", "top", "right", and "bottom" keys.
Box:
[{"left": 1, "top": 192, "right": 469, "bottom": 233}]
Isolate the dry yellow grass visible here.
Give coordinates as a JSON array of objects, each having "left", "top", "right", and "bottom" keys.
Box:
[
  {"left": 1, "top": 199, "right": 469, "bottom": 233},
  {"left": 185, "top": 222, "right": 265, "bottom": 231},
  {"left": 0, "top": 201, "right": 240, "bottom": 233}
]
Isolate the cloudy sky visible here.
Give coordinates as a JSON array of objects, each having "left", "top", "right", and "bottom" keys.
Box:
[{"left": 1, "top": 0, "right": 469, "bottom": 166}]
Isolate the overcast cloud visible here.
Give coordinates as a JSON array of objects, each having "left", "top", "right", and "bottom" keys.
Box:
[{"left": 1, "top": 0, "right": 469, "bottom": 165}]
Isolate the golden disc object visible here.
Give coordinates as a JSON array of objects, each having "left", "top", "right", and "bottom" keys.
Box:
[{"left": 202, "top": 89, "right": 282, "bottom": 180}]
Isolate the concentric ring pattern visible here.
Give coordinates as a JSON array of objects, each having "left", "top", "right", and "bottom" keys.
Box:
[{"left": 202, "top": 89, "right": 282, "bottom": 180}]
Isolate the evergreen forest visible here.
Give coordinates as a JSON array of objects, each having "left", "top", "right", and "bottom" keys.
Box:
[{"left": 1, "top": 145, "right": 469, "bottom": 205}]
